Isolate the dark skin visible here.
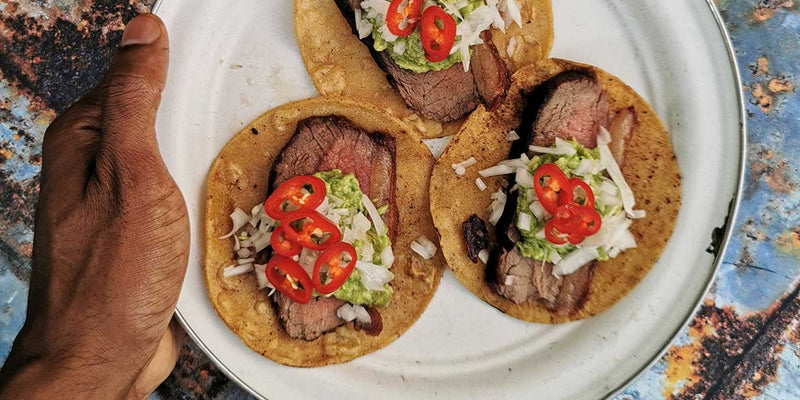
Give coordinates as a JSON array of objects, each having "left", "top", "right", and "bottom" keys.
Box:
[{"left": 0, "top": 14, "right": 188, "bottom": 399}]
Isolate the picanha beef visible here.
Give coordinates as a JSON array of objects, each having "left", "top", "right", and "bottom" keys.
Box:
[
  {"left": 488, "top": 69, "right": 635, "bottom": 316},
  {"left": 334, "top": 0, "right": 509, "bottom": 122},
  {"left": 268, "top": 115, "right": 397, "bottom": 340},
  {"left": 462, "top": 214, "right": 489, "bottom": 263}
]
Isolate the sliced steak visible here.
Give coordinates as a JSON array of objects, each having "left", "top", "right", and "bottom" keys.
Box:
[
  {"left": 268, "top": 115, "right": 396, "bottom": 340},
  {"left": 522, "top": 70, "right": 609, "bottom": 149},
  {"left": 472, "top": 30, "right": 509, "bottom": 109},
  {"left": 333, "top": 0, "right": 508, "bottom": 122},
  {"left": 463, "top": 214, "right": 489, "bottom": 263},
  {"left": 354, "top": 306, "right": 384, "bottom": 336},
  {"left": 273, "top": 293, "right": 346, "bottom": 341},
  {"left": 489, "top": 70, "right": 612, "bottom": 315}
]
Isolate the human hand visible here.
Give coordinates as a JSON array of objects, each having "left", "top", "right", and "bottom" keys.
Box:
[{"left": 0, "top": 14, "right": 189, "bottom": 399}]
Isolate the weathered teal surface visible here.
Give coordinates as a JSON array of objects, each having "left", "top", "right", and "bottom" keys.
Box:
[{"left": 1, "top": 1, "right": 798, "bottom": 399}]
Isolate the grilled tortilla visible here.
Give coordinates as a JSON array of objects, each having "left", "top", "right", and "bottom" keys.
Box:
[
  {"left": 430, "top": 58, "right": 681, "bottom": 323},
  {"left": 294, "top": 0, "right": 554, "bottom": 138},
  {"left": 205, "top": 98, "right": 444, "bottom": 366}
]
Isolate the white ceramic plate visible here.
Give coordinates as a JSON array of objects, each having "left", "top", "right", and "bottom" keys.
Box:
[{"left": 154, "top": 1, "right": 744, "bottom": 399}]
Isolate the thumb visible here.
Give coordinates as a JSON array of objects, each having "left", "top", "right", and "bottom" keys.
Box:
[{"left": 96, "top": 14, "right": 169, "bottom": 185}]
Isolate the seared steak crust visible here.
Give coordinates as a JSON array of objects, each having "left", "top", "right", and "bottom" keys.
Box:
[
  {"left": 462, "top": 214, "right": 489, "bottom": 263},
  {"left": 268, "top": 115, "right": 396, "bottom": 340}
]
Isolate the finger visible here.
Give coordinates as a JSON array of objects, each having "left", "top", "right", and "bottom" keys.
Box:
[
  {"left": 39, "top": 87, "right": 103, "bottom": 201},
  {"left": 128, "top": 318, "right": 185, "bottom": 399},
  {"left": 95, "top": 14, "right": 170, "bottom": 187}
]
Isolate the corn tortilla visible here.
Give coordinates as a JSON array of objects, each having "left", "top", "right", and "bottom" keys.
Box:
[
  {"left": 430, "top": 58, "right": 681, "bottom": 323},
  {"left": 205, "top": 98, "right": 444, "bottom": 366}
]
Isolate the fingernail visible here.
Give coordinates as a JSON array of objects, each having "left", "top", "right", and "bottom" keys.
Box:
[{"left": 120, "top": 14, "right": 161, "bottom": 47}]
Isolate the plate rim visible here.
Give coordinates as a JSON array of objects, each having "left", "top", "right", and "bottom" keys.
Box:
[{"left": 153, "top": 0, "right": 748, "bottom": 398}]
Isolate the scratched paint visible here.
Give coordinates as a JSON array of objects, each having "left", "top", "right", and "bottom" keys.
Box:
[{"left": 2, "top": 1, "right": 800, "bottom": 399}]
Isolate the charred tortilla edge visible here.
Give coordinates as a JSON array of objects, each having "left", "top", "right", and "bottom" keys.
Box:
[
  {"left": 429, "top": 58, "right": 682, "bottom": 323},
  {"left": 293, "top": 0, "right": 554, "bottom": 138},
  {"left": 204, "top": 98, "right": 444, "bottom": 366}
]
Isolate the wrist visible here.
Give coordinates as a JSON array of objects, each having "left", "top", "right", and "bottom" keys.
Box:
[{"left": 0, "top": 332, "right": 135, "bottom": 400}]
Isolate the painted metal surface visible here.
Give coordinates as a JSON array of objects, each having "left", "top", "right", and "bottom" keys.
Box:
[{"left": 0, "top": 0, "right": 797, "bottom": 399}]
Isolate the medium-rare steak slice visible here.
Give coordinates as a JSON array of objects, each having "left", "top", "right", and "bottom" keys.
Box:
[
  {"left": 378, "top": 52, "right": 479, "bottom": 122},
  {"left": 472, "top": 31, "right": 509, "bottom": 110},
  {"left": 333, "top": 0, "right": 509, "bottom": 122},
  {"left": 268, "top": 115, "right": 397, "bottom": 340},
  {"left": 488, "top": 69, "right": 623, "bottom": 315}
]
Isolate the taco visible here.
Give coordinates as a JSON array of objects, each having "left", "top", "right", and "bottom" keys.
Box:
[
  {"left": 294, "top": 0, "right": 553, "bottom": 138},
  {"left": 205, "top": 98, "right": 444, "bottom": 366},
  {"left": 430, "top": 58, "right": 681, "bottom": 323}
]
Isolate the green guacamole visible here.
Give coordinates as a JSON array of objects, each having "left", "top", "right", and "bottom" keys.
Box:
[
  {"left": 313, "top": 169, "right": 394, "bottom": 307},
  {"left": 515, "top": 141, "right": 617, "bottom": 262},
  {"left": 363, "top": 0, "right": 485, "bottom": 73}
]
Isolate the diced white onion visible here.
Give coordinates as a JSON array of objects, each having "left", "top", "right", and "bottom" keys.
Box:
[
  {"left": 352, "top": 212, "right": 372, "bottom": 234},
  {"left": 478, "top": 249, "right": 490, "bottom": 264},
  {"left": 252, "top": 264, "right": 274, "bottom": 290},
  {"left": 476, "top": 177, "right": 487, "bottom": 191},
  {"left": 553, "top": 247, "right": 599, "bottom": 276},
  {"left": 582, "top": 211, "right": 630, "bottom": 248},
  {"left": 379, "top": 24, "right": 398, "bottom": 42},
  {"left": 223, "top": 263, "right": 254, "bottom": 277},
  {"left": 361, "top": 195, "right": 387, "bottom": 236},
  {"left": 480, "top": 164, "right": 515, "bottom": 177},
  {"left": 410, "top": 236, "right": 438, "bottom": 260},
  {"left": 455, "top": 165, "right": 466, "bottom": 176},
  {"left": 573, "top": 159, "right": 604, "bottom": 177},
  {"left": 237, "top": 248, "right": 253, "bottom": 258},
  {"left": 328, "top": 194, "right": 344, "bottom": 207},
  {"left": 220, "top": 208, "right": 250, "bottom": 239},
  {"left": 249, "top": 203, "right": 264, "bottom": 227},
  {"left": 353, "top": 305, "right": 371, "bottom": 324},
  {"left": 517, "top": 212, "right": 532, "bottom": 231},
  {"left": 361, "top": 242, "right": 375, "bottom": 262},
  {"left": 600, "top": 179, "right": 619, "bottom": 195},
  {"left": 488, "top": 189, "right": 507, "bottom": 225},
  {"left": 506, "top": 36, "right": 517, "bottom": 57},
  {"left": 361, "top": 0, "right": 389, "bottom": 17},
  {"left": 354, "top": 9, "right": 373, "bottom": 39},
  {"left": 233, "top": 235, "right": 241, "bottom": 251},
  {"left": 529, "top": 200, "right": 548, "bottom": 220},
  {"left": 238, "top": 258, "right": 255, "bottom": 265},
  {"left": 355, "top": 261, "right": 394, "bottom": 291},
  {"left": 515, "top": 168, "right": 534, "bottom": 188},
  {"left": 455, "top": 2, "right": 498, "bottom": 70},
  {"left": 298, "top": 248, "right": 321, "bottom": 275},
  {"left": 499, "top": 0, "right": 522, "bottom": 28},
  {"left": 249, "top": 230, "right": 272, "bottom": 252},
  {"left": 597, "top": 127, "right": 645, "bottom": 219},
  {"left": 337, "top": 304, "right": 357, "bottom": 322},
  {"left": 506, "top": 129, "right": 520, "bottom": 141},
  {"left": 315, "top": 196, "right": 330, "bottom": 215},
  {"left": 528, "top": 138, "right": 576, "bottom": 156},
  {"left": 380, "top": 245, "right": 395, "bottom": 268},
  {"left": 497, "top": 153, "right": 530, "bottom": 169},
  {"left": 393, "top": 40, "right": 406, "bottom": 55},
  {"left": 453, "top": 156, "right": 477, "bottom": 169}
]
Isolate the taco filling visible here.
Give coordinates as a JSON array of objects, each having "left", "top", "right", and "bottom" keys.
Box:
[
  {"left": 467, "top": 69, "right": 643, "bottom": 315},
  {"left": 219, "top": 115, "right": 401, "bottom": 341},
  {"left": 334, "top": 0, "right": 516, "bottom": 121}
]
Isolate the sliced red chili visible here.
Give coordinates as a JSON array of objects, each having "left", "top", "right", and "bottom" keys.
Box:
[
  {"left": 544, "top": 219, "right": 567, "bottom": 245},
  {"left": 559, "top": 177, "right": 595, "bottom": 209},
  {"left": 264, "top": 176, "right": 326, "bottom": 220},
  {"left": 312, "top": 242, "right": 357, "bottom": 295},
  {"left": 533, "top": 163, "right": 571, "bottom": 214},
  {"left": 386, "top": 0, "right": 423, "bottom": 37},
  {"left": 270, "top": 225, "right": 302, "bottom": 257},
  {"left": 551, "top": 203, "right": 583, "bottom": 233},
  {"left": 572, "top": 205, "right": 602, "bottom": 236},
  {"left": 265, "top": 256, "right": 312, "bottom": 304},
  {"left": 281, "top": 209, "right": 342, "bottom": 251},
  {"left": 420, "top": 6, "right": 456, "bottom": 63}
]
